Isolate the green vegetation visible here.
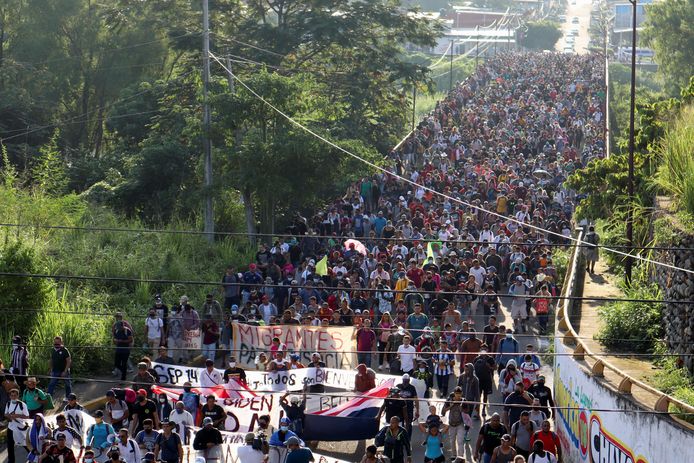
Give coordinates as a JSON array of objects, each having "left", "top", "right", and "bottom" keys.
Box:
[
  {"left": 643, "top": 0, "right": 694, "bottom": 93},
  {"left": 0, "top": 0, "right": 442, "bottom": 234},
  {"left": 519, "top": 21, "right": 562, "bottom": 51},
  {"left": 596, "top": 282, "right": 663, "bottom": 353},
  {"left": 653, "top": 105, "right": 694, "bottom": 215},
  {"left": 0, "top": 182, "right": 254, "bottom": 375}
]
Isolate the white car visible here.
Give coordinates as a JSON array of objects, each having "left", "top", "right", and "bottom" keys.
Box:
[
  {"left": 563, "top": 47, "right": 575, "bottom": 54},
  {"left": 566, "top": 36, "right": 576, "bottom": 43},
  {"left": 572, "top": 17, "right": 580, "bottom": 24}
]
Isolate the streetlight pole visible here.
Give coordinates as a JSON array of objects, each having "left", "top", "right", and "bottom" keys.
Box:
[
  {"left": 625, "top": 0, "right": 637, "bottom": 284},
  {"left": 449, "top": 39, "right": 454, "bottom": 92},
  {"left": 202, "top": 0, "right": 214, "bottom": 242}
]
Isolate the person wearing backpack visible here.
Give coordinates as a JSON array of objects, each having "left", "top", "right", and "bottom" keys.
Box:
[
  {"left": 374, "top": 416, "right": 412, "bottom": 463},
  {"left": 5, "top": 388, "right": 30, "bottom": 463},
  {"left": 496, "top": 330, "right": 519, "bottom": 374},
  {"left": 111, "top": 428, "right": 141, "bottom": 463},
  {"left": 527, "top": 440, "right": 558, "bottom": 463},
  {"left": 582, "top": 225, "right": 600, "bottom": 274},
  {"left": 86, "top": 410, "right": 116, "bottom": 456},
  {"left": 104, "top": 389, "right": 130, "bottom": 431},
  {"left": 22, "top": 377, "right": 50, "bottom": 417},
  {"left": 530, "top": 420, "right": 561, "bottom": 462}
]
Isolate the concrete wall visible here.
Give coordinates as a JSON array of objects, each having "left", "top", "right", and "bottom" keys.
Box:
[
  {"left": 554, "top": 226, "right": 694, "bottom": 462},
  {"left": 554, "top": 339, "right": 694, "bottom": 463}
]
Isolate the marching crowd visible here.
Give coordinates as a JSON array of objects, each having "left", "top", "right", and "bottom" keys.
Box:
[{"left": 1, "top": 50, "right": 604, "bottom": 463}]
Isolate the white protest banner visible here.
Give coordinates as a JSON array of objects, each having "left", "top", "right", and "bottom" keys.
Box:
[
  {"left": 152, "top": 362, "right": 406, "bottom": 393},
  {"left": 232, "top": 324, "right": 356, "bottom": 369},
  {"left": 182, "top": 328, "right": 201, "bottom": 350}
]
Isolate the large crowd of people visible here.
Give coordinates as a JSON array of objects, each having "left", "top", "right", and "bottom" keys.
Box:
[{"left": 1, "top": 51, "right": 604, "bottom": 463}]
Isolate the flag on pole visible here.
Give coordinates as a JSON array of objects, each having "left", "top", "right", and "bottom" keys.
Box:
[
  {"left": 315, "top": 255, "right": 328, "bottom": 276},
  {"left": 422, "top": 241, "right": 442, "bottom": 268}
]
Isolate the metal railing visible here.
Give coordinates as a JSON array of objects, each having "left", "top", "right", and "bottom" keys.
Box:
[{"left": 555, "top": 227, "right": 694, "bottom": 430}]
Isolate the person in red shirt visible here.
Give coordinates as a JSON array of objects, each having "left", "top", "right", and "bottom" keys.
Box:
[
  {"left": 317, "top": 302, "right": 333, "bottom": 322},
  {"left": 530, "top": 420, "right": 562, "bottom": 461},
  {"left": 39, "top": 432, "right": 77, "bottom": 463},
  {"left": 406, "top": 260, "right": 424, "bottom": 288}
]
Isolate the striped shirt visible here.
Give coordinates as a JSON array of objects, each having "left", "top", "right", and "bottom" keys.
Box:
[
  {"left": 10, "top": 346, "right": 28, "bottom": 375},
  {"left": 432, "top": 351, "right": 455, "bottom": 376}
]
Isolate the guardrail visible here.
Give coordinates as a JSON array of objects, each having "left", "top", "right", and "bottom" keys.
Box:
[{"left": 555, "top": 227, "right": 694, "bottom": 430}]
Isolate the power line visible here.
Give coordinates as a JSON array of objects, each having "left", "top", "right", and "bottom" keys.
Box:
[
  {"left": 0, "top": 222, "right": 687, "bottom": 252},
  {"left": 0, "top": 343, "right": 685, "bottom": 357},
  {"left": 14, "top": 372, "right": 694, "bottom": 415},
  {"left": 0, "top": 271, "right": 688, "bottom": 304},
  {"left": 210, "top": 53, "right": 692, "bottom": 276},
  {"left": 0, "top": 69, "right": 196, "bottom": 143}
]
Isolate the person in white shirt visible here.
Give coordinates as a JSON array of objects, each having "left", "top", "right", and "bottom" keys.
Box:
[
  {"left": 396, "top": 335, "right": 417, "bottom": 374},
  {"left": 144, "top": 310, "right": 164, "bottom": 355},
  {"left": 111, "top": 428, "right": 141, "bottom": 463},
  {"left": 5, "top": 388, "right": 29, "bottom": 463},
  {"left": 236, "top": 432, "right": 265, "bottom": 463},
  {"left": 200, "top": 359, "right": 223, "bottom": 388},
  {"left": 169, "top": 401, "right": 195, "bottom": 444},
  {"left": 469, "top": 260, "right": 487, "bottom": 287}
]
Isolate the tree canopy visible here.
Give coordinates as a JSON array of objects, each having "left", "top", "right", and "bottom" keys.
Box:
[
  {"left": 520, "top": 21, "right": 562, "bottom": 51},
  {"left": 643, "top": 0, "right": 694, "bottom": 93},
  {"left": 0, "top": 0, "right": 442, "bottom": 232}
]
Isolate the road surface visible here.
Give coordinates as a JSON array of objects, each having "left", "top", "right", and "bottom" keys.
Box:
[{"left": 556, "top": 0, "right": 594, "bottom": 54}]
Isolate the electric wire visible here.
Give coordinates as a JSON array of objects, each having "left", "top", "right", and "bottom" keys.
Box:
[
  {"left": 13, "top": 373, "right": 694, "bottom": 415},
  {"left": 0, "top": 271, "right": 691, "bottom": 305},
  {"left": 209, "top": 53, "right": 693, "bottom": 276},
  {"left": 0, "top": 223, "right": 688, "bottom": 252},
  {"left": 0, "top": 69, "right": 196, "bottom": 143}
]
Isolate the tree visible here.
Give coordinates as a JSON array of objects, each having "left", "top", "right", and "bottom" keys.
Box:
[
  {"left": 520, "top": 21, "right": 562, "bottom": 51},
  {"left": 33, "top": 129, "right": 68, "bottom": 196},
  {"left": 643, "top": 0, "right": 694, "bottom": 93}
]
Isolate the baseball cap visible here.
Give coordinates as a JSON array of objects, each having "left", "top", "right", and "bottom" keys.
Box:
[
  {"left": 203, "top": 417, "right": 213, "bottom": 426},
  {"left": 106, "top": 390, "right": 115, "bottom": 397},
  {"left": 502, "top": 433, "right": 512, "bottom": 442},
  {"left": 142, "top": 452, "right": 156, "bottom": 462},
  {"left": 56, "top": 433, "right": 66, "bottom": 440},
  {"left": 137, "top": 389, "right": 147, "bottom": 397},
  {"left": 280, "top": 417, "right": 291, "bottom": 425},
  {"left": 245, "top": 432, "right": 256, "bottom": 442},
  {"left": 94, "top": 410, "right": 104, "bottom": 418},
  {"left": 67, "top": 393, "right": 77, "bottom": 400},
  {"left": 402, "top": 373, "right": 410, "bottom": 381}
]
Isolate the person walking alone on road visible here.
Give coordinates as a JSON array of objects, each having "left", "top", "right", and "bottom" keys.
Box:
[{"left": 582, "top": 225, "right": 600, "bottom": 274}]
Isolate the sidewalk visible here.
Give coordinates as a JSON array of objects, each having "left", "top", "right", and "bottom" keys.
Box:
[{"left": 575, "top": 259, "right": 662, "bottom": 405}]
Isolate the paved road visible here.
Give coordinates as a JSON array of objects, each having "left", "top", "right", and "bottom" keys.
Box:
[
  {"left": 316, "top": 292, "right": 553, "bottom": 463},
  {"left": 2, "top": 294, "right": 553, "bottom": 463},
  {"left": 556, "top": 0, "right": 594, "bottom": 54}
]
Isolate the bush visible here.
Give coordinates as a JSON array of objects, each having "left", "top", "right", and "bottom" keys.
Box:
[
  {"left": 654, "top": 105, "right": 694, "bottom": 215},
  {"left": 650, "top": 357, "right": 694, "bottom": 424},
  {"left": 597, "top": 283, "right": 663, "bottom": 353}
]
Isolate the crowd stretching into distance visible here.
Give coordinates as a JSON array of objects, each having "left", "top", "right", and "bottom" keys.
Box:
[{"left": 1, "top": 51, "right": 605, "bottom": 463}]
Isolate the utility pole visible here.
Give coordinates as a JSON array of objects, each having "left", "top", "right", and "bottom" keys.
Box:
[
  {"left": 475, "top": 25, "right": 480, "bottom": 70},
  {"left": 625, "top": 0, "right": 637, "bottom": 284},
  {"left": 412, "top": 86, "right": 416, "bottom": 132},
  {"left": 449, "top": 39, "right": 454, "bottom": 92},
  {"left": 226, "top": 55, "right": 234, "bottom": 93},
  {"left": 202, "top": 0, "right": 214, "bottom": 242}
]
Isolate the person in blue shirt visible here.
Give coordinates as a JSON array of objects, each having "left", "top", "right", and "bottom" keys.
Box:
[
  {"left": 284, "top": 435, "right": 314, "bottom": 463},
  {"left": 86, "top": 410, "right": 115, "bottom": 453},
  {"left": 269, "top": 417, "right": 303, "bottom": 447},
  {"left": 423, "top": 422, "right": 448, "bottom": 463},
  {"left": 496, "top": 329, "right": 519, "bottom": 373},
  {"left": 517, "top": 343, "right": 541, "bottom": 368},
  {"left": 373, "top": 212, "right": 387, "bottom": 237},
  {"left": 405, "top": 304, "right": 429, "bottom": 341}
]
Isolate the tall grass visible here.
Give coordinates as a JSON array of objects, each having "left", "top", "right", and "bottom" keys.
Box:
[
  {"left": 0, "top": 184, "right": 255, "bottom": 376},
  {"left": 654, "top": 105, "right": 694, "bottom": 215}
]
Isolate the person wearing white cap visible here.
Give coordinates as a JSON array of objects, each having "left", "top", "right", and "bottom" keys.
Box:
[
  {"left": 396, "top": 373, "right": 419, "bottom": 437},
  {"left": 192, "top": 417, "right": 222, "bottom": 460},
  {"left": 508, "top": 276, "right": 529, "bottom": 333}
]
